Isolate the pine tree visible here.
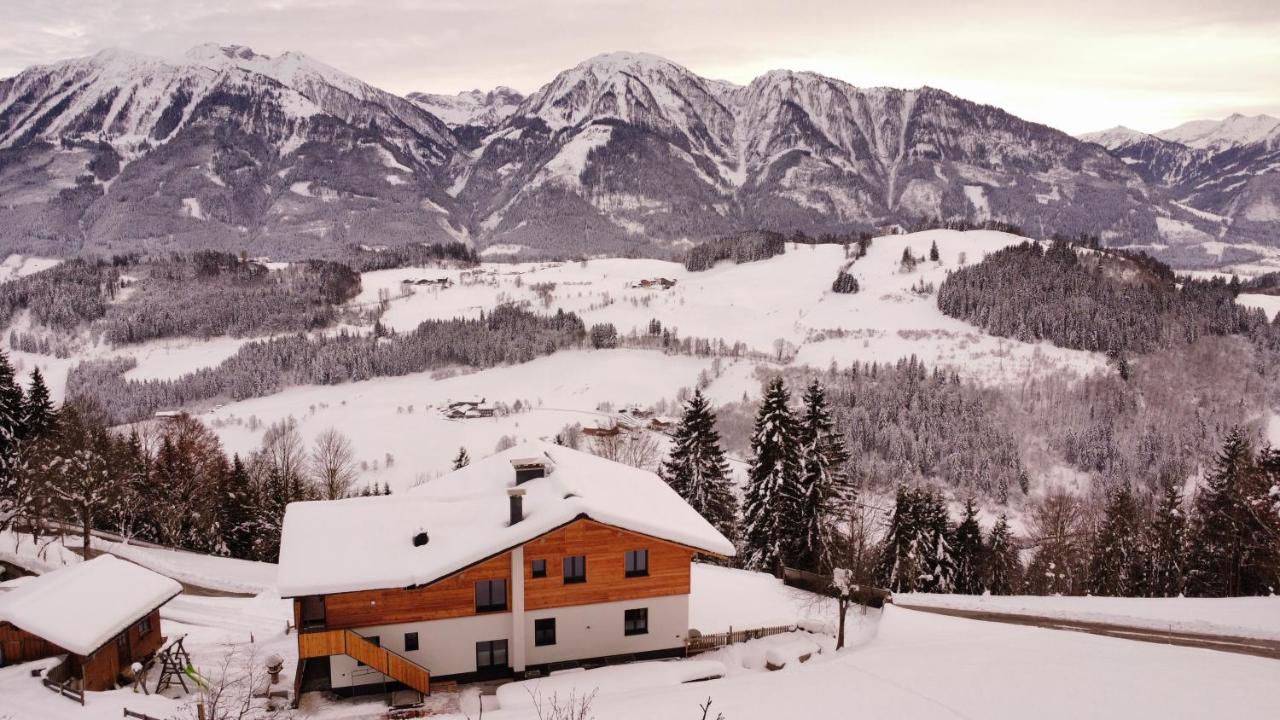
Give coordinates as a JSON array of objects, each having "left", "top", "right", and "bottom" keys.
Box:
[
  {"left": 877, "top": 486, "right": 931, "bottom": 592},
  {"left": 1185, "top": 429, "right": 1257, "bottom": 596},
  {"left": 21, "top": 368, "right": 53, "bottom": 440},
  {"left": 792, "top": 380, "right": 851, "bottom": 571},
  {"left": 452, "top": 446, "right": 471, "bottom": 470},
  {"left": 983, "top": 514, "right": 1022, "bottom": 594},
  {"left": 659, "top": 389, "right": 737, "bottom": 542},
  {"left": 1147, "top": 481, "right": 1186, "bottom": 597},
  {"left": 919, "top": 489, "right": 955, "bottom": 592},
  {"left": 929, "top": 240, "right": 940, "bottom": 262},
  {"left": 741, "top": 377, "right": 802, "bottom": 575},
  {"left": 1088, "top": 483, "right": 1146, "bottom": 596},
  {"left": 220, "top": 454, "right": 256, "bottom": 559},
  {"left": 951, "top": 498, "right": 984, "bottom": 594},
  {"left": 0, "top": 350, "right": 26, "bottom": 487}
]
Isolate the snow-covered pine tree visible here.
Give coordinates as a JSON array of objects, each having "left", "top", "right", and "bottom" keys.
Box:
[
  {"left": 951, "top": 498, "right": 984, "bottom": 594},
  {"left": 920, "top": 489, "right": 955, "bottom": 592},
  {"left": 659, "top": 389, "right": 738, "bottom": 542},
  {"left": 452, "top": 446, "right": 471, "bottom": 470},
  {"left": 1088, "top": 483, "right": 1147, "bottom": 596},
  {"left": 929, "top": 240, "right": 940, "bottom": 262},
  {"left": 220, "top": 454, "right": 256, "bottom": 559},
  {"left": 877, "top": 486, "right": 926, "bottom": 592},
  {"left": 21, "top": 368, "right": 53, "bottom": 440},
  {"left": 792, "top": 379, "right": 851, "bottom": 571},
  {"left": 741, "top": 377, "right": 802, "bottom": 575},
  {"left": 0, "top": 350, "right": 26, "bottom": 487},
  {"left": 983, "top": 514, "right": 1021, "bottom": 594},
  {"left": 1185, "top": 429, "right": 1261, "bottom": 596},
  {"left": 1146, "top": 481, "right": 1186, "bottom": 597}
]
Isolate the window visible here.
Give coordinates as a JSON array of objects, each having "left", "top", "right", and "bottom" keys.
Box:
[
  {"left": 358, "top": 635, "right": 380, "bottom": 666},
  {"left": 475, "top": 639, "right": 509, "bottom": 670},
  {"left": 474, "top": 579, "right": 508, "bottom": 612},
  {"left": 563, "top": 555, "right": 587, "bottom": 584},
  {"left": 404, "top": 632, "right": 419, "bottom": 652},
  {"left": 534, "top": 618, "right": 557, "bottom": 646},
  {"left": 624, "top": 608, "right": 648, "bottom": 636},
  {"left": 624, "top": 549, "right": 649, "bottom": 577},
  {"left": 135, "top": 615, "right": 153, "bottom": 636},
  {"left": 300, "top": 595, "right": 326, "bottom": 629},
  {"left": 531, "top": 559, "right": 547, "bottom": 578}
]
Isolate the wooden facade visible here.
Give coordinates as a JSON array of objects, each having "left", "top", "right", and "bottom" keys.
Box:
[
  {"left": 1, "top": 621, "right": 64, "bottom": 666},
  {"left": 312, "top": 552, "right": 512, "bottom": 630},
  {"left": 522, "top": 519, "right": 694, "bottom": 610}
]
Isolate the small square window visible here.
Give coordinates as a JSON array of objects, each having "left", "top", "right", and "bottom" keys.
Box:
[
  {"left": 531, "top": 559, "right": 547, "bottom": 578},
  {"left": 534, "top": 618, "right": 557, "bottom": 646},
  {"left": 474, "top": 578, "right": 508, "bottom": 612},
  {"left": 563, "top": 555, "right": 586, "bottom": 584},
  {"left": 404, "top": 632, "right": 419, "bottom": 652},
  {"left": 476, "top": 639, "right": 508, "bottom": 670},
  {"left": 135, "top": 616, "right": 152, "bottom": 636},
  {"left": 624, "top": 608, "right": 648, "bottom": 636},
  {"left": 625, "top": 549, "right": 649, "bottom": 577}
]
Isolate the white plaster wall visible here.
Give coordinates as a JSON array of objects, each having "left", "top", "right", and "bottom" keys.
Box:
[
  {"left": 524, "top": 594, "right": 688, "bottom": 667},
  {"left": 329, "top": 611, "right": 513, "bottom": 688}
]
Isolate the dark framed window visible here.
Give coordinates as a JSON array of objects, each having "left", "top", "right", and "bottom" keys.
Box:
[
  {"left": 135, "top": 615, "right": 153, "bottom": 636},
  {"left": 534, "top": 618, "right": 557, "bottom": 646},
  {"left": 624, "top": 549, "right": 649, "bottom": 577},
  {"left": 404, "top": 632, "right": 419, "bottom": 652},
  {"left": 531, "top": 559, "right": 547, "bottom": 578},
  {"left": 300, "top": 595, "right": 326, "bottom": 630},
  {"left": 474, "top": 578, "right": 508, "bottom": 612},
  {"left": 563, "top": 555, "right": 586, "bottom": 584},
  {"left": 476, "top": 639, "right": 509, "bottom": 670},
  {"left": 358, "top": 635, "right": 380, "bottom": 666},
  {"left": 624, "top": 608, "right": 648, "bottom": 636}
]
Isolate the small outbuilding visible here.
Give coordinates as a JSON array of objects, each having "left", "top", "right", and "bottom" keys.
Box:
[{"left": 0, "top": 555, "right": 182, "bottom": 691}]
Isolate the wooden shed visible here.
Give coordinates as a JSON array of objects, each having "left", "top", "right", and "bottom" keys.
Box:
[{"left": 0, "top": 555, "right": 181, "bottom": 691}]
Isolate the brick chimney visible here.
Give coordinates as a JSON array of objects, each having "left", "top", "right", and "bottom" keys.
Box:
[{"left": 508, "top": 487, "right": 526, "bottom": 525}]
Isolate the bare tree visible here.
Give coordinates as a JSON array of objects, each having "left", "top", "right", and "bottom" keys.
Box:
[
  {"left": 588, "top": 431, "right": 661, "bottom": 471},
  {"left": 310, "top": 427, "right": 357, "bottom": 500},
  {"left": 528, "top": 687, "right": 597, "bottom": 720},
  {"left": 181, "top": 646, "right": 291, "bottom": 720}
]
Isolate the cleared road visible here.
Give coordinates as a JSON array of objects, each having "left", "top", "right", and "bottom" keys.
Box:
[{"left": 895, "top": 603, "right": 1280, "bottom": 660}]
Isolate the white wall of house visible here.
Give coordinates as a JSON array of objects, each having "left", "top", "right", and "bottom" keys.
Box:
[
  {"left": 329, "top": 611, "right": 513, "bottom": 688},
  {"left": 524, "top": 594, "right": 689, "bottom": 667},
  {"left": 327, "top": 593, "right": 689, "bottom": 688}
]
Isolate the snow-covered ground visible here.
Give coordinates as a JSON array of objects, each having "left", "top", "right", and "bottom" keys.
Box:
[
  {"left": 1237, "top": 292, "right": 1280, "bottom": 320},
  {"left": 0, "top": 254, "right": 61, "bottom": 283},
  {"left": 896, "top": 592, "right": 1280, "bottom": 640},
  {"left": 205, "top": 349, "right": 722, "bottom": 490}
]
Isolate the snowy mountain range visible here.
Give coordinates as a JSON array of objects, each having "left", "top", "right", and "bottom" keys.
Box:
[
  {"left": 0, "top": 44, "right": 1273, "bottom": 260},
  {"left": 1079, "top": 114, "right": 1280, "bottom": 238}
]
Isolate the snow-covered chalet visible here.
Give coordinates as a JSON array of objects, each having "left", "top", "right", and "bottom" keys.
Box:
[{"left": 277, "top": 442, "right": 735, "bottom": 700}]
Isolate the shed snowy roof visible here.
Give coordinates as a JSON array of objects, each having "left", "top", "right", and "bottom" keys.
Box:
[
  {"left": 277, "top": 441, "right": 736, "bottom": 597},
  {"left": 0, "top": 555, "right": 181, "bottom": 656}
]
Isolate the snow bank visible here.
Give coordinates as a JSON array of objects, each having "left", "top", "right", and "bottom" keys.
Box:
[
  {"left": 896, "top": 593, "right": 1280, "bottom": 640},
  {"left": 763, "top": 636, "right": 822, "bottom": 668},
  {"left": 496, "top": 659, "right": 725, "bottom": 710}
]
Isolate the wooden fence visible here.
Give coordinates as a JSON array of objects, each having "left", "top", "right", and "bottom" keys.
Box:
[
  {"left": 42, "top": 676, "right": 84, "bottom": 705},
  {"left": 686, "top": 624, "right": 797, "bottom": 655},
  {"left": 124, "top": 709, "right": 164, "bottom": 720}
]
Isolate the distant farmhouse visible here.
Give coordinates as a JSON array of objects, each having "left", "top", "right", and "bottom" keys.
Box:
[
  {"left": 277, "top": 443, "right": 734, "bottom": 704},
  {"left": 631, "top": 277, "right": 677, "bottom": 290},
  {"left": 0, "top": 556, "right": 181, "bottom": 692},
  {"left": 441, "top": 398, "right": 496, "bottom": 419}
]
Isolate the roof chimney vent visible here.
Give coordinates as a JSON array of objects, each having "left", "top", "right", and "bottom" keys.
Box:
[
  {"left": 508, "top": 487, "right": 526, "bottom": 525},
  {"left": 511, "top": 458, "right": 548, "bottom": 485},
  {"left": 412, "top": 530, "right": 429, "bottom": 547}
]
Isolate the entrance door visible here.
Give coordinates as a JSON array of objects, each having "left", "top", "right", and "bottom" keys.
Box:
[{"left": 115, "top": 631, "right": 130, "bottom": 669}]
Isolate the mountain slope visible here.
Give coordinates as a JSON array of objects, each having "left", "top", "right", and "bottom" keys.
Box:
[{"left": 0, "top": 44, "right": 467, "bottom": 257}]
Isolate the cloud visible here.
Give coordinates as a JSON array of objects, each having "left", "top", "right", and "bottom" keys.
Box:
[{"left": 1, "top": 0, "right": 1275, "bottom": 134}]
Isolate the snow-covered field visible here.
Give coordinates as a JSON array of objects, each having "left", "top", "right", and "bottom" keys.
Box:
[
  {"left": 1237, "top": 292, "right": 1280, "bottom": 320},
  {"left": 897, "top": 592, "right": 1280, "bottom": 640}
]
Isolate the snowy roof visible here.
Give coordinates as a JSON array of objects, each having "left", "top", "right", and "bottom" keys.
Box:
[
  {"left": 0, "top": 556, "right": 181, "bottom": 656},
  {"left": 277, "top": 442, "right": 736, "bottom": 597}
]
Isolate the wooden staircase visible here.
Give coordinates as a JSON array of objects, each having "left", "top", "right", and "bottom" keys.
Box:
[{"left": 298, "top": 629, "right": 430, "bottom": 694}]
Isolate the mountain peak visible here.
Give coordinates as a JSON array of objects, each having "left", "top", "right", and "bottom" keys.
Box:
[{"left": 1156, "top": 113, "right": 1280, "bottom": 151}]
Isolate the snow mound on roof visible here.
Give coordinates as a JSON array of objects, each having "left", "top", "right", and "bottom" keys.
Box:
[
  {"left": 277, "top": 441, "right": 735, "bottom": 597},
  {"left": 0, "top": 555, "right": 181, "bottom": 656}
]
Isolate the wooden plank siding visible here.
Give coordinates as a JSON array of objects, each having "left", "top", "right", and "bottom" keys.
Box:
[
  {"left": 523, "top": 519, "right": 694, "bottom": 611},
  {"left": 296, "top": 629, "right": 429, "bottom": 694},
  {"left": 314, "top": 552, "right": 511, "bottom": 630},
  {"left": 1, "top": 622, "right": 64, "bottom": 666}
]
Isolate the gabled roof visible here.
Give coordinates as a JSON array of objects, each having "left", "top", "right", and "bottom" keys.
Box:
[
  {"left": 276, "top": 441, "right": 736, "bottom": 597},
  {"left": 0, "top": 555, "right": 181, "bottom": 656}
]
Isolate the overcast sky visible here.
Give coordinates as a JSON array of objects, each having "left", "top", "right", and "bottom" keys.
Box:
[{"left": 2, "top": 0, "right": 1277, "bottom": 135}]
